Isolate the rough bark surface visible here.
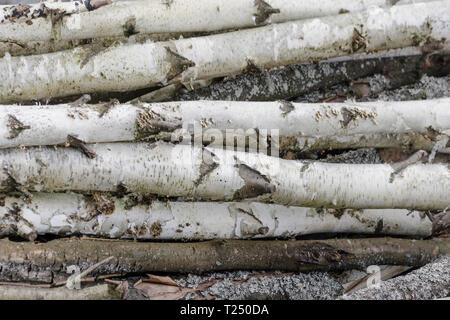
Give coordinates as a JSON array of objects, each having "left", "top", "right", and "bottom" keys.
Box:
[
  {"left": 0, "top": 237, "right": 448, "bottom": 283},
  {"left": 0, "top": 193, "right": 433, "bottom": 240},
  {"left": 0, "top": 1, "right": 448, "bottom": 102}
]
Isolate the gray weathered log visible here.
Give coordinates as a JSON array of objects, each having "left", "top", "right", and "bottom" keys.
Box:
[{"left": 173, "top": 45, "right": 450, "bottom": 102}]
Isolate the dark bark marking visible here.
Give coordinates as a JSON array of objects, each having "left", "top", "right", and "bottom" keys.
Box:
[
  {"left": 279, "top": 100, "right": 295, "bottom": 117},
  {"left": 1, "top": 167, "right": 32, "bottom": 202},
  {"left": 253, "top": 0, "right": 280, "bottom": 25},
  {"left": 115, "top": 183, "right": 128, "bottom": 198},
  {"left": 340, "top": 108, "right": 358, "bottom": 128},
  {"left": 150, "top": 221, "right": 162, "bottom": 237},
  {"left": 244, "top": 58, "right": 263, "bottom": 75},
  {"left": 236, "top": 207, "right": 268, "bottom": 235},
  {"left": 7, "top": 115, "right": 30, "bottom": 139},
  {"left": 164, "top": 47, "right": 195, "bottom": 81},
  {"left": 92, "top": 191, "right": 115, "bottom": 215},
  {"left": 375, "top": 219, "right": 384, "bottom": 234},
  {"left": 300, "top": 162, "right": 311, "bottom": 173},
  {"left": 123, "top": 16, "right": 138, "bottom": 37},
  {"left": 432, "top": 211, "right": 450, "bottom": 237},
  {"left": 194, "top": 149, "right": 219, "bottom": 186},
  {"left": 351, "top": 26, "right": 368, "bottom": 53},
  {"left": 66, "top": 135, "right": 97, "bottom": 159},
  {"left": 233, "top": 157, "right": 276, "bottom": 200},
  {"left": 327, "top": 208, "right": 345, "bottom": 219},
  {"left": 295, "top": 243, "right": 353, "bottom": 266},
  {"left": 136, "top": 110, "right": 182, "bottom": 139},
  {"left": 1, "top": 202, "right": 37, "bottom": 241}
]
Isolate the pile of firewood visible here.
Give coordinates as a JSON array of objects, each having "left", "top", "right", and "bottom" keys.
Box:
[{"left": 0, "top": 0, "right": 449, "bottom": 300}]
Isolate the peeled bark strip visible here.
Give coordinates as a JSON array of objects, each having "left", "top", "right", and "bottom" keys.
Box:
[
  {"left": 0, "top": 0, "right": 430, "bottom": 43},
  {"left": 341, "top": 254, "right": 450, "bottom": 300},
  {"left": 1, "top": 1, "right": 448, "bottom": 103},
  {"left": 174, "top": 46, "right": 450, "bottom": 102},
  {"left": 1, "top": 99, "right": 449, "bottom": 151},
  {"left": 0, "top": 193, "right": 433, "bottom": 240},
  {"left": 0, "top": 142, "right": 448, "bottom": 209},
  {"left": 0, "top": 238, "right": 448, "bottom": 282},
  {"left": 0, "top": 283, "right": 122, "bottom": 300}
]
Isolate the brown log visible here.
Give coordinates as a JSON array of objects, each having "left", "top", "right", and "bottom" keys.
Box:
[{"left": 0, "top": 237, "right": 448, "bottom": 283}]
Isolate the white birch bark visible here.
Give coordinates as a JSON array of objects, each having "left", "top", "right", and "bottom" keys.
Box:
[
  {"left": 0, "top": 0, "right": 434, "bottom": 42},
  {"left": 0, "top": 1, "right": 448, "bottom": 103},
  {"left": 1, "top": 99, "right": 448, "bottom": 151},
  {"left": 0, "top": 193, "right": 433, "bottom": 240},
  {"left": 0, "top": 142, "right": 448, "bottom": 209}
]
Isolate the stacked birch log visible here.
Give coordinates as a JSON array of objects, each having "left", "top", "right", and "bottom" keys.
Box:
[{"left": 0, "top": 0, "right": 449, "bottom": 299}]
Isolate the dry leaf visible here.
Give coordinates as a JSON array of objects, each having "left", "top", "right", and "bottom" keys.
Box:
[
  {"left": 144, "top": 274, "right": 179, "bottom": 286},
  {"left": 345, "top": 265, "right": 411, "bottom": 293},
  {"left": 134, "top": 281, "right": 193, "bottom": 300}
]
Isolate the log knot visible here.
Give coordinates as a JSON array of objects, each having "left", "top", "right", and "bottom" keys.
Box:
[
  {"left": 253, "top": 0, "right": 280, "bottom": 25},
  {"left": 295, "top": 243, "right": 353, "bottom": 266},
  {"left": 164, "top": 47, "right": 195, "bottom": 81},
  {"left": 279, "top": 100, "right": 295, "bottom": 117},
  {"left": 233, "top": 157, "right": 276, "bottom": 200},
  {"left": 92, "top": 192, "right": 115, "bottom": 215},
  {"left": 136, "top": 110, "right": 182, "bottom": 139},
  {"left": 7, "top": 115, "right": 30, "bottom": 139},
  {"left": 194, "top": 149, "right": 219, "bottom": 186}
]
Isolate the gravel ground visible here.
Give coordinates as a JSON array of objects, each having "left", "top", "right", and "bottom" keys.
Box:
[
  {"left": 174, "top": 271, "right": 344, "bottom": 300},
  {"left": 296, "top": 74, "right": 449, "bottom": 103}
]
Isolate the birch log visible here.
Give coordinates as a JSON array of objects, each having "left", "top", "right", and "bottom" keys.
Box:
[
  {"left": 0, "top": 238, "right": 448, "bottom": 282},
  {"left": 1, "top": 1, "right": 449, "bottom": 103},
  {"left": 0, "top": 0, "right": 433, "bottom": 43},
  {"left": 0, "top": 193, "right": 433, "bottom": 241},
  {"left": 1, "top": 99, "right": 448, "bottom": 151},
  {"left": 0, "top": 141, "right": 448, "bottom": 209}
]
